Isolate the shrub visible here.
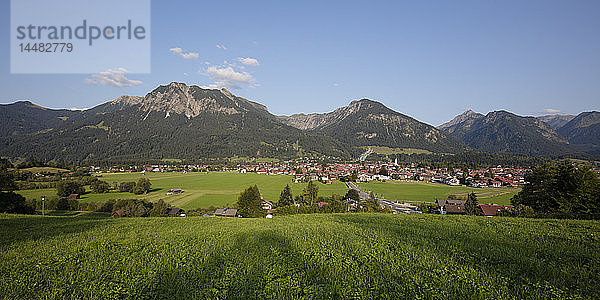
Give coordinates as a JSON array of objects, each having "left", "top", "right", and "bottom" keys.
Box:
[
  {"left": 118, "top": 181, "right": 136, "bottom": 193},
  {"left": 133, "top": 178, "right": 151, "bottom": 195},
  {"left": 91, "top": 180, "right": 110, "bottom": 193},
  {"left": 113, "top": 199, "right": 153, "bottom": 217},
  {"left": 512, "top": 160, "right": 600, "bottom": 218},
  {"left": 56, "top": 181, "right": 85, "bottom": 197},
  {"left": 0, "top": 191, "right": 34, "bottom": 214},
  {"left": 497, "top": 204, "right": 535, "bottom": 218}
]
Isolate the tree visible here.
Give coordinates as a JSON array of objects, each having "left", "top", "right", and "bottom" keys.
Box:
[
  {"left": 0, "top": 158, "right": 12, "bottom": 170},
  {"left": 497, "top": 204, "right": 535, "bottom": 218},
  {"left": 56, "top": 197, "right": 71, "bottom": 210},
  {"left": 365, "top": 191, "right": 381, "bottom": 212},
  {"left": 91, "top": 180, "right": 110, "bottom": 193},
  {"left": 378, "top": 166, "right": 389, "bottom": 176},
  {"left": 119, "top": 181, "right": 136, "bottom": 193},
  {"left": 56, "top": 181, "right": 85, "bottom": 197},
  {"left": 0, "top": 192, "right": 34, "bottom": 214},
  {"left": 303, "top": 180, "right": 319, "bottom": 206},
  {"left": 512, "top": 160, "right": 600, "bottom": 217},
  {"left": 349, "top": 170, "right": 358, "bottom": 182},
  {"left": 326, "top": 194, "right": 344, "bottom": 213},
  {"left": 1, "top": 171, "right": 17, "bottom": 192},
  {"left": 278, "top": 184, "right": 294, "bottom": 207},
  {"left": 345, "top": 189, "right": 360, "bottom": 202},
  {"left": 237, "top": 185, "right": 265, "bottom": 218},
  {"left": 98, "top": 199, "right": 115, "bottom": 212},
  {"left": 134, "top": 177, "right": 152, "bottom": 195},
  {"left": 113, "top": 199, "right": 153, "bottom": 217},
  {"left": 465, "top": 192, "right": 479, "bottom": 215},
  {"left": 150, "top": 199, "right": 170, "bottom": 217}
]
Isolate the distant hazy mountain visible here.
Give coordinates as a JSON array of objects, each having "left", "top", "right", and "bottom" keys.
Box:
[
  {"left": 557, "top": 111, "right": 600, "bottom": 154},
  {"left": 439, "top": 110, "right": 571, "bottom": 156},
  {"left": 537, "top": 114, "right": 575, "bottom": 130},
  {"left": 279, "top": 99, "right": 467, "bottom": 154}
]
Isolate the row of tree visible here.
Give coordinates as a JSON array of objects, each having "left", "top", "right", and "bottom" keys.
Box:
[
  {"left": 1, "top": 164, "right": 156, "bottom": 214},
  {"left": 236, "top": 180, "right": 385, "bottom": 218},
  {"left": 55, "top": 177, "right": 152, "bottom": 197}
]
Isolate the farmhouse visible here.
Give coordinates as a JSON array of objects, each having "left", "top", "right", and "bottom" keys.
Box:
[
  {"left": 436, "top": 199, "right": 466, "bottom": 215},
  {"left": 479, "top": 204, "right": 513, "bottom": 216},
  {"left": 444, "top": 204, "right": 465, "bottom": 214},
  {"left": 166, "top": 207, "right": 185, "bottom": 217},
  {"left": 166, "top": 188, "right": 184, "bottom": 195},
  {"left": 214, "top": 208, "right": 238, "bottom": 217},
  {"left": 262, "top": 200, "right": 273, "bottom": 210},
  {"left": 446, "top": 177, "right": 460, "bottom": 186}
]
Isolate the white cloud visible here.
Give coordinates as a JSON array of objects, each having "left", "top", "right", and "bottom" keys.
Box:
[
  {"left": 169, "top": 47, "right": 199, "bottom": 60},
  {"left": 541, "top": 108, "right": 562, "bottom": 114},
  {"left": 84, "top": 68, "right": 142, "bottom": 87},
  {"left": 216, "top": 44, "right": 228, "bottom": 50},
  {"left": 201, "top": 66, "right": 256, "bottom": 89},
  {"left": 332, "top": 83, "right": 340, "bottom": 87},
  {"left": 237, "top": 57, "right": 259, "bottom": 66}
]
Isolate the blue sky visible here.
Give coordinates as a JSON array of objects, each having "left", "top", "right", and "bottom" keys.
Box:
[{"left": 1, "top": 0, "right": 599, "bottom": 125}]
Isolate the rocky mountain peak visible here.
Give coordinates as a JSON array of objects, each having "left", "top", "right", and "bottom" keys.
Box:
[
  {"left": 114, "top": 82, "right": 250, "bottom": 118},
  {"left": 438, "top": 109, "right": 484, "bottom": 130}
]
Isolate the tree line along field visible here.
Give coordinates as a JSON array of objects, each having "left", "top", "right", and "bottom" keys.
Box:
[
  {"left": 358, "top": 181, "right": 519, "bottom": 205},
  {"left": 16, "top": 172, "right": 519, "bottom": 209},
  {"left": 0, "top": 213, "right": 598, "bottom": 299}
]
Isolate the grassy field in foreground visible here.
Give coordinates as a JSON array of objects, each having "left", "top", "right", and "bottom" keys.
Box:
[
  {"left": 0, "top": 213, "right": 598, "bottom": 299},
  {"left": 18, "top": 172, "right": 349, "bottom": 210},
  {"left": 358, "top": 180, "right": 519, "bottom": 205}
]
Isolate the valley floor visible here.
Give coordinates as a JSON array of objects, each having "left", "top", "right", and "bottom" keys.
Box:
[
  {"left": 17, "top": 172, "right": 518, "bottom": 209},
  {"left": 1, "top": 213, "right": 598, "bottom": 299}
]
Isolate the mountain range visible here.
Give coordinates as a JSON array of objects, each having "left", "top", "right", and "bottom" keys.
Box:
[
  {"left": 0, "top": 82, "right": 463, "bottom": 162},
  {"left": 438, "top": 110, "right": 600, "bottom": 156},
  {"left": 0, "top": 82, "right": 598, "bottom": 162}
]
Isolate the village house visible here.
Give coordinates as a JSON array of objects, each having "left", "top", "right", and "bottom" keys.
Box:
[
  {"left": 166, "top": 207, "right": 185, "bottom": 217},
  {"left": 436, "top": 199, "right": 466, "bottom": 215},
  {"left": 478, "top": 204, "right": 513, "bottom": 216},
  {"left": 214, "top": 208, "right": 238, "bottom": 217},
  {"left": 166, "top": 188, "right": 184, "bottom": 195},
  {"left": 262, "top": 200, "right": 273, "bottom": 210}
]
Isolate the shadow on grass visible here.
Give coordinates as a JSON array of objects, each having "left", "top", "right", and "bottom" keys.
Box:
[
  {"left": 146, "top": 229, "right": 344, "bottom": 299},
  {"left": 0, "top": 214, "right": 110, "bottom": 249},
  {"left": 332, "top": 213, "right": 600, "bottom": 298}
]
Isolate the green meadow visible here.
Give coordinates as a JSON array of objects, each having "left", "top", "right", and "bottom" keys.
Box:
[
  {"left": 19, "top": 172, "right": 349, "bottom": 210},
  {"left": 1, "top": 213, "right": 598, "bottom": 299},
  {"left": 17, "top": 172, "right": 519, "bottom": 210},
  {"left": 358, "top": 180, "right": 519, "bottom": 205}
]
